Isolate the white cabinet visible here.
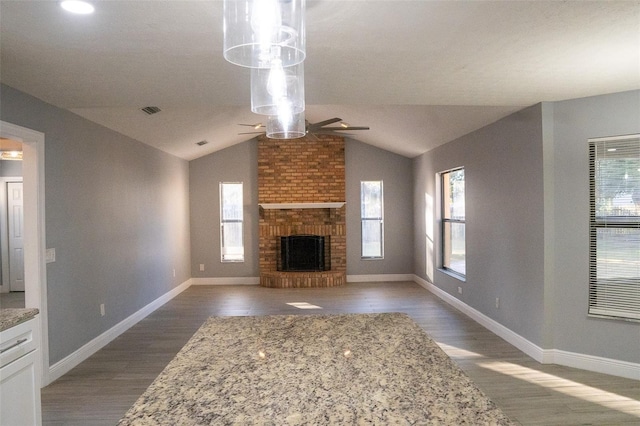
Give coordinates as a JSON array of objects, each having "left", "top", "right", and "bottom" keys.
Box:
[{"left": 0, "top": 316, "right": 42, "bottom": 426}]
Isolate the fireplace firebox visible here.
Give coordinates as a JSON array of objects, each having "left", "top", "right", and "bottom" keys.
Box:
[{"left": 279, "top": 235, "right": 330, "bottom": 272}]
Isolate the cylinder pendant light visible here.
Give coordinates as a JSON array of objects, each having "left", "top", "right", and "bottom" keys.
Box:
[
  {"left": 266, "top": 111, "right": 306, "bottom": 139},
  {"left": 251, "top": 61, "right": 304, "bottom": 116},
  {"left": 223, "top": 0, "right": 306, "bottom": 69}
]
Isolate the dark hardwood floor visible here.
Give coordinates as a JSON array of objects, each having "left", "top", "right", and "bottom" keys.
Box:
[{"left": 41, "top": 282, "right": 640, "bottom": 425}]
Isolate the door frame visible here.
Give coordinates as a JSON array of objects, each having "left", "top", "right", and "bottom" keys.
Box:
[{"left": 0, "top": 121, "right": 49, "bottom": 386}]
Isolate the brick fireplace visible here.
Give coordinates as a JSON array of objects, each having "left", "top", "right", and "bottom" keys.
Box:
[{"left": 258, "top": 134, "right": 346, "bottom": 288}]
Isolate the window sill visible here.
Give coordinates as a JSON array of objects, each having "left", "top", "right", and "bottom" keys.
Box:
[{"left": 438, "top": 268, "right": 466, "bottom": 282}]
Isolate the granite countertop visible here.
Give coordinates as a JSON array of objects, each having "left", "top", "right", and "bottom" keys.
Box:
[
  {"left": 0, "top": 308, "right": 39, "bottom": 332},
  {"left": 120, "top": 313, "right": 514, "bottom": 425}
]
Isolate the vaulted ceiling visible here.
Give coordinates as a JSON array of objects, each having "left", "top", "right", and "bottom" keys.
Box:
[{"left": 1, "top": 1, "right": 638, "bottom": 160}]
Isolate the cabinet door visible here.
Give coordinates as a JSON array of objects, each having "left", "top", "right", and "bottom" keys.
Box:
[{"left": 0, "top": 349, "right": 41, "bottom": 426}]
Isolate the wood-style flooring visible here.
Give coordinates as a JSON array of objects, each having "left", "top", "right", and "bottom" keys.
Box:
[
  {"left": 0, "top": 291, "right": 25, "bottom": 309},
  {"left": 41, "top": 282, "right": 640, "bottom": 425}
]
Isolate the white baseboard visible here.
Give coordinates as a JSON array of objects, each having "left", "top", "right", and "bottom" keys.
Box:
[
  {"left": 193, "top": 275, "right": 414, "bottom": 285},
  {"left": 191, "top": 277, "right": 260, "bottom": 285},
  {"left": 412, "top": 275, "right": 640, "bottom": 380},
  {"left": 543, "top": 349, "right": 640, "bottom": 381},
  {"left": 47, "top": 279, "right": 192, "bottom": 384},
  {"left": 347, "top": 274, "right": 414, "bottom": 283},
  {"left": 412, "top": 275, "right": 545, "bottom": 362}
]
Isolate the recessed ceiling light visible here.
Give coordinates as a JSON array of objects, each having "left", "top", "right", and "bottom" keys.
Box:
[{"left": 60, "top": 1, "right": 95, "bottom": 15}]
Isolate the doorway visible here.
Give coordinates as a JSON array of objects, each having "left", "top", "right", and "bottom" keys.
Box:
[{"left": 0, "top": 121, "right": 48, "bottom": 385}]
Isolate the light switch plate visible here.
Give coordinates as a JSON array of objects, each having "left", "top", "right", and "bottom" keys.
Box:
[{"left": 45, "top": 248, "right": 56, "bottom": 263}]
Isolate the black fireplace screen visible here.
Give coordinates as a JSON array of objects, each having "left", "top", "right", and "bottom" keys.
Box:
[{"left": 279, "top": 235, "right": 330, "bottom": 272}]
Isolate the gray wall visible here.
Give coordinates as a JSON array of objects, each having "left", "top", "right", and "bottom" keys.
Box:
[
  {"left": 413, "top": 105, "right": 546, "bottom": 346},
  {"left": 188, "top": 138, "right": 415, "bottom": 279},
  {"left": 5, "top": 79, "right": 635, "bottom": 368},
  {"left": 413, "top": 91, "right": 640, "bottom": 364},
  {"left": 189, "top": 140, "right": 259, "bottom": 279},
  {"left": 345, "top": 139, "right": 414, "bottom": 275},
  {"left": 0, "top": 84, "right": 191, "bottom": 365},
  {"left": 550, "top": 90, "right": 640, "bottom": 363}
]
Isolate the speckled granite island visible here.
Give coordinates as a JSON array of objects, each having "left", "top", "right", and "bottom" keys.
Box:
[
  {"left": 0, "top": 308, "right": 39, "bottom": 332},
  {"left": 120, "top": 313, "right": 514, "bottom": 425}
]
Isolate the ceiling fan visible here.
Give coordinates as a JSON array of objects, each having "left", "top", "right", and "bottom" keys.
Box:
[{"left": 238, "top": 117, "right": 369, "bottom": 137}]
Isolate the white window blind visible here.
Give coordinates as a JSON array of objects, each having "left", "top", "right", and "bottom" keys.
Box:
[{"left": 589, "top": 135, "right": 640, "bottom": 321}]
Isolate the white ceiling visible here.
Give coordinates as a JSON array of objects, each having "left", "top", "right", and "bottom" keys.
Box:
[{"left": 1, "top": 1, "right": 638, "bottom": 160}]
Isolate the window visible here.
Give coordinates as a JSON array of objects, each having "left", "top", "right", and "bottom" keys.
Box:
[
  {"left": 361, "top": 181, "right": 383, "bottom": 259},
  {"left": 589, "top": 135, "right": 640, "bottom": 321},
  {"left": 441, "top": 168, "right": 465, "bottom": 277},
  {"left": 220, "top": 182, "right": 244, "bottom": 262}
]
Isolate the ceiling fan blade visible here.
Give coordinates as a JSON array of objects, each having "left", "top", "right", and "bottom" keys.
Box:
[
  {"left": 317, "top": 126, "right": 370, "bottom": 131},
  {"left": 309, "top": 117, "right": 342, "bottom": 128},
  {"left": 238, "top": 123, "right": 264, "bottom": 129},
  {"left": 311, "top": 130, "right": 355, "bottom": 137}
]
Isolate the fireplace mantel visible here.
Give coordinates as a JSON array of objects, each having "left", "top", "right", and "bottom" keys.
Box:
[{"left": 259, "top": 202, "right": 345, "bottom": 210}]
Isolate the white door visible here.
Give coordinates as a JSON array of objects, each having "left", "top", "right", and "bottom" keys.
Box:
[{"left": 8, "top": 182, "right": 24, "bottom": 292}]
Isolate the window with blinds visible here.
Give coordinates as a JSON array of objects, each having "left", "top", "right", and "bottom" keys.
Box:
[
  {"left": 220, "top": 182, "right": 244, "bottom": 262},
  {"left": 588, "top": 135, "right": 640, "bottom": 321}
]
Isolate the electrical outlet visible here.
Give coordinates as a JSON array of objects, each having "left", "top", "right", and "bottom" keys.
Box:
[
  {"left": 100, "top": 303, "right": 105, "bottom": 317},
  {"left": 173, "top": 268, "right": 176, "bottom": 278},
  {"left": 495, "top": 297, "right": 500, "bottom": 308},
  {"left": 199, "top": 264, "right": 205, "bottom": 271},
  {"left": 457, "top": 286, "right": 462, "bottom": 295}
]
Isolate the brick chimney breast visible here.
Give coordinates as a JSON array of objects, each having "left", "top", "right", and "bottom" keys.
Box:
[{"left": 258, "top": 135, "right": 346, "bottom": 288}]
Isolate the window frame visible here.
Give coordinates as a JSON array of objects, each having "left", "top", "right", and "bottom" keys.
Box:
[
  {"left": 219, "top": 182, "right": 244, "bottom": 263},
  {"left": 360, "top": 180, "right": 384, "bottom": 260},
  {"left": 588, "top": 134, "right": 640, "bottom": 322},
  {"left": 440, "top": 167, "right": 466, "bottom": 279}
]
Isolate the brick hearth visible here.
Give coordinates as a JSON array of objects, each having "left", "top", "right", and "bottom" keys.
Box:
[{"left": 258, "top": 135, "right": 346, "bottom": 288}]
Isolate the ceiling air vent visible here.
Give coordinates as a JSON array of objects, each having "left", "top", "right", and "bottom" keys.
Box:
[
  {"left": 196, "top": 140, "right": 208, "bottom": 146},
  {"left": 141, "top": 106, "right": 161, "bottom": 115}
]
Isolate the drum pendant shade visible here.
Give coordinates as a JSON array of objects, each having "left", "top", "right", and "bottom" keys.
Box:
[
  {"left": 251, "top": 62, "right": 304, "bottom": 116},
  {"left": 223, "top": 0, "right": 306, "bottom": 69},
  {"left": 266, "top": 111, "right": 306, "bottom": 139}
]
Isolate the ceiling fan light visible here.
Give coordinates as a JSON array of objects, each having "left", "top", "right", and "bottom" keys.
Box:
[
  {"left": 223, "top": 0, "right": 306, "bottom": 68},
  {"left": 60, "top": 0, "right": 95, "bottom": 14}
]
